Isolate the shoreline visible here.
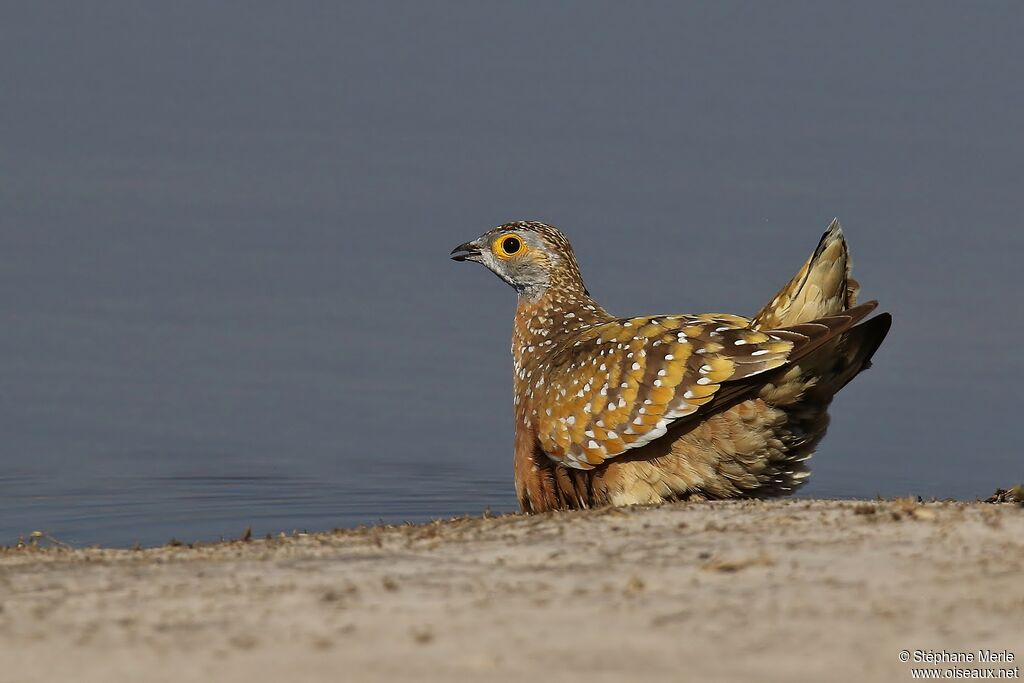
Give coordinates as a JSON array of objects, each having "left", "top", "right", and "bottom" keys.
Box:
[
  {"left": 8, "top": 488, "right": 1019, "bottom": 553},
  {"left": 2, "top": 498, "right": 1022, "bottom": 682}
]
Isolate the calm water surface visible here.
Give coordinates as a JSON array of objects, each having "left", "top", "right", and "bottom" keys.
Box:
[{"left": 2, "top": 4, "right": 1021, "bottom": 546}]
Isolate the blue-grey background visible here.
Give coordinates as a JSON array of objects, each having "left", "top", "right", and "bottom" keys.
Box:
[{"left": 2, "top": 3, "right": 1020, "bottom": 547}]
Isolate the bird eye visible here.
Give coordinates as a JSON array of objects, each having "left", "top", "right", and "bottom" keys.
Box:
[
  {"left": 495, "top": 233, "right": 528, "bottom": 258},
  {"left": 502, "top": 237, "right": 521, "bottom": 254}
]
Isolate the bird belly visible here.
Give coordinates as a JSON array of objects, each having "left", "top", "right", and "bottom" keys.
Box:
[{"left": 600, "top": 365, "right": 830, "bottom": 504}]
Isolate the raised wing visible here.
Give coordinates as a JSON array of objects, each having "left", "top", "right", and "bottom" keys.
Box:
[
  {"left": 753, "top": 218, "right": 858, "bottom": 329},
  {"left": 530, "top": 303, "right": 877, "bottom": 470}
]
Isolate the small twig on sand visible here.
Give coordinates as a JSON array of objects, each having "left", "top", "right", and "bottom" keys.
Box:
[
  {"left": 985, "top": 485, "right": 1024, "bottom": 504},
  {"left": 18, "top": 531, "right": 73, "bottom": 550}
]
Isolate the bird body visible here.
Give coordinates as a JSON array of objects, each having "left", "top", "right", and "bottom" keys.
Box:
[{"left": 452, "top": 220, "right": 890, "bottom": 512}]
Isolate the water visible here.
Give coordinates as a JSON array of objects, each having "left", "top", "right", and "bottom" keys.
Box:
[{"left": 2, "top": 3, "right": 1021, "bottom": 547}]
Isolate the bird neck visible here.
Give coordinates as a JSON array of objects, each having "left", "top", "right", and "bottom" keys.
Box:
[{"left": 511, "top": 284, "right": 613, "bottom": 403}]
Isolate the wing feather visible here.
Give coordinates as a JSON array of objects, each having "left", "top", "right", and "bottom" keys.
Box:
[{"left": 531, "top": 303, "right": 878, "bottom": 469}]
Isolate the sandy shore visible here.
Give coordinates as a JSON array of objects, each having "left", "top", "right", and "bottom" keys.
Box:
[{"left": 2, "top": 498, "right": 1022, "bottom": 683}]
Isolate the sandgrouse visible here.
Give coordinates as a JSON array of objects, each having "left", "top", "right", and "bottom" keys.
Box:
[{"left": 451, "top": 220, "right": 890, "bottom": 512}]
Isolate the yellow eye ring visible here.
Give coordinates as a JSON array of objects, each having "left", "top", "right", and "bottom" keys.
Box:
[{"left": 493, "top": 234, "right": 527, "bottom": 259}]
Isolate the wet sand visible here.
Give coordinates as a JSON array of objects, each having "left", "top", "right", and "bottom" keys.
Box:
[{"left": 2, "top": 498, "right": 1022, "bottom": 683}]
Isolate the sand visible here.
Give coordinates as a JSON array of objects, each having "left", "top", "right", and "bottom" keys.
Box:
[{"left": 1, "top": 498, "right": 1022, "bottom": 683}]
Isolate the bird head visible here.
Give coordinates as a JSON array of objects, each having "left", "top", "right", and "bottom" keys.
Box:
[{"left": 450, "top": 221, "right": 585, "bottom": 296}]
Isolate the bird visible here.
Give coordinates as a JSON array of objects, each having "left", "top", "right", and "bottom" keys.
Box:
[{"left": 450, "top": 220, "right": 891, "bottom": 513}]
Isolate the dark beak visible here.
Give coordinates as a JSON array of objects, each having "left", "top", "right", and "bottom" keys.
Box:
[{"left": 450, "top": 241, "right": 482, "bottom": 262}]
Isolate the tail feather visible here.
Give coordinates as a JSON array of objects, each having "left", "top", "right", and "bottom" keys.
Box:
[
  {"left": 814, "top": 312, "right": 893, "bottom": 395},
  {"left": 753, "top": 218, "right": 890, "bottom": 393},
  {"left": 754, "top": 218, "right": 857, "bottom": 329}
]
